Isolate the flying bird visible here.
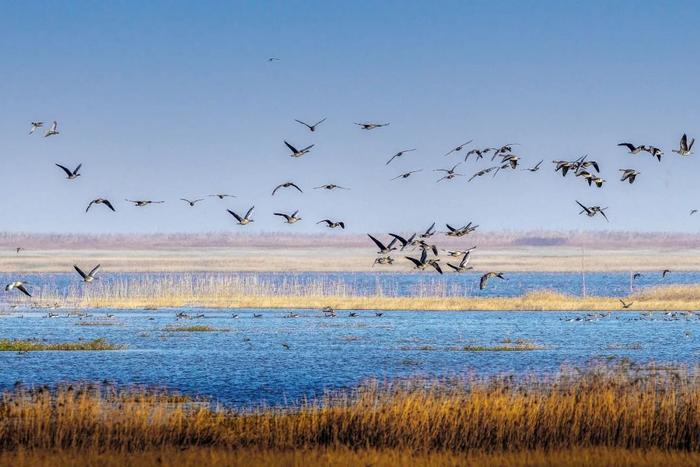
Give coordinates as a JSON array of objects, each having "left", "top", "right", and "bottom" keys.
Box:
[
  {"left": 86, "top": 198, "right": 116, "bottom": 213},
  {"left": 373, "top": 256, "right": 395, "bottom": 266},
  {"left": 619, "top": 169, "right": 640, "bottom": 184},
  {"left": 272, "top": 182, "right": 303, "bottom": 196},
  {"left": 208, "top": 194, "right": 236, "bottom": 200},
  {"left": 29, "top": 122, "right": 44, "bottom": 134},
  {"left": 314, "top": 184, "right": 349, "bottom": 190},
  {"left": 418, "top": 222, "right": 436, "bottom": 239},
  {"left": 405, "top": 249, "right": 442, "bottom": 274},
  {"left": 388, "top": 232, "right": 416, "bottom": 251},
  {"left": 619, "top": 299, "right": 633, "bottom": 309},
  {"left": 691, "top": 209, "right": 698, "bottom": 216},
  {"left": 125, "top": 199, "right": 164, "bottom": 207},
  {"left": 317, "top": 219, "right": 345, "bottom": 229},
  {"left": 633, "top": 273, "right": 642, "bottom": 280},
  {"left": 617, "top": 143, "right": 645, "bottom": 154},
  {"left": 576, "top": 201, "right": 608, "bottom": 221},
  {"left": 274, "top": 210, "right": 302, "bottom": 224},
  {"left": 673, "top": 134, "right": 695, "bottom": 156},
  {"left": 284, "top": 140, "right": 314, "bottom": 158},
  {"left": 294, "top": 117, "right": 326, "bottom": 132},
  {"left": 55, "top": 163, "right": 82, "bottom": 179},
  {"left": 434, "top": 163, "right": 463, "bottom": 182},
  {"left": 447, "top": 251, "right": 473, "bottom": 273},
  {"left": 180, "top": 198, "right": 204, "bottom": 207},
  {"left": 74, "top": 264, "right": 100, "bottom": 283},
  {"left": 44, "top": 121, "right": 59, "bottom": 137},
  {"left": 5, "top": 281, "right": 31, "bottom": 297},
  {"left": 480, "top": 272, "right": 506, "bottom": 290},
  {"left": 228, "top": 207, "right": 255, "bottom": 225},
  {"left": 355, "top": 122, "right": 390, "bottom": 130},
  {"left": 662, "top": 269, "right": 671, "bottom": 278},
  {"left": 443, "top": 140, "right": 473, "bottom": 157},
  {"left": 523, "top": 160, "right": 543, "bottom": 172},
  {"left": 391, "top": 170, "right": 422, "bottom": 180},
  {"left": 386, "top": 148, "right": 416, "bottom": 165},
  {"left": 367, "top": 234, "right": 398, "bottom": 255},
  {"left": 468, "top": 166, "right": 498, "bottom": 181}
]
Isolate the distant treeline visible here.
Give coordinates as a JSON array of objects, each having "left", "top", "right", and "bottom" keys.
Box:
[{"left": 0, "top": 231, "right": 698, "bottom": 250}]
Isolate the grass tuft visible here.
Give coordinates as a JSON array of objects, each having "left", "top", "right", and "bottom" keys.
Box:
[{"left": 0, "top": 338, "right": 123, "bottom": 351}]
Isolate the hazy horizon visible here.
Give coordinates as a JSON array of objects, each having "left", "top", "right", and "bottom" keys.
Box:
[{"left": 2, "top": 1, "right": 700, "bottom": 234}]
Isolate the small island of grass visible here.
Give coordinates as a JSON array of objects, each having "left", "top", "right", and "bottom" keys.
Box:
[{"left": 0, "top": 338, "right": 124, "bottom": 351}]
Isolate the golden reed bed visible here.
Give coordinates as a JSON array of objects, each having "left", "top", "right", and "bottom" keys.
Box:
[
  {"left": 2, "top": 364, "right": 700, "bottom": 465},
  {"left": 27, "top": 273, "right": 700, "bottom": 311}
]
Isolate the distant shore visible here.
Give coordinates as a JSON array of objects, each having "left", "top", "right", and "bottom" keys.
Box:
[{"left": 4, "top": 246, "right": 700, "bottom": 273}]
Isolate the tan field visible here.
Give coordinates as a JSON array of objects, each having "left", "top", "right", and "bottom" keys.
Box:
[
  {"left": 3, "top": 246, "right": 700, "bottom": 272},
  {"left": 2, "top": 364, "right": 700, "bottom": 466}
]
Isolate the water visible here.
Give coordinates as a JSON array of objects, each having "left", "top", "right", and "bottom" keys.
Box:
[
  {"left": 1, "top": 308, "right": 699, "bottom": 407},
  {"left": 1, "top": 270, "right": 699, "bottom": 299}
]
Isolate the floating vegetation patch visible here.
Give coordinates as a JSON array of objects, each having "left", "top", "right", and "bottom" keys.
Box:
[{"left": 0, "top": 338, "right": 124, "bottom": 351}]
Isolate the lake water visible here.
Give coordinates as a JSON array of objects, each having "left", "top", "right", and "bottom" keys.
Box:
[{"left": 0, "top": 308, "right": 699, "bottom": 407}]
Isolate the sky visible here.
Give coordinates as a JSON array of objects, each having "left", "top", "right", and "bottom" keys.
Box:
[{"left": 1, "top": 0, "right": 700, "bottom": 234}]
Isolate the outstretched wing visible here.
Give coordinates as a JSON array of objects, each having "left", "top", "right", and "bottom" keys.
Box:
[
  {"left": 245, "top": 206, "right": 255, "bottom": 219},
  {"left": 89, "top": 264, "right": 101, "bottom": 276},
  {"left": 103, "top": 200, "right": 116, "bottom": 212},
  {"left": 16, "top": 284, "right": 31, "bottom": 297},
  {"left": 74, "top": 265, "right": 87, "bottom": 280},
  {"left": 85, "top": 201, "right": 95, "bottom": 213},
  {"left": 55, "top": 163, "right": 73, "bottom": 177},
  {"left": 227, "top": 209, "right": 243, "bottom": 222},
  {"left": 405, "top": 256, "right": 422, "bottom": 268},
  {"left": 367, "top": 234, "right": 387, "bottom": 251},
  {"left": 284, "top": 140, "right": 299, "bottom": 153},
  {"left": 290, "top": 183, "right": 303, "bottom": 193}
]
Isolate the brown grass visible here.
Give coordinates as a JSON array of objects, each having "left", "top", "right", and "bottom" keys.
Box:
[
  {"left": 31, "top": 275, "right": 700, "bottom": 311},
  {"left": 1, "top": 363, "right": 700, "bottom": 454},
  {"left": 4, "top": 447, "right": 700, "bottom": 467}
]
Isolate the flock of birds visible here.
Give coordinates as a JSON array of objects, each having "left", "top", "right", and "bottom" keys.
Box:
[{"left": 5, "top": 112, "right": 697, "bottom": 303}]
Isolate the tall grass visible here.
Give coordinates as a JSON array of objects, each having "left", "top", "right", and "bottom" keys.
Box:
[
  {"left": 28, "top": 274, "right": 700, "bottom": 310},
  {"left": 2, "top": 363, "right": 700, "bottom": 452}
]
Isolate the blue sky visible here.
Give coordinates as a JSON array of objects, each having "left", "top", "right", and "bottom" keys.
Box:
[{"left": 1, "top": 0, "right": 699, "bottom": 233}]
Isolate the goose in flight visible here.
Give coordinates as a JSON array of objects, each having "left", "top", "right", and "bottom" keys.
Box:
[
  {"left": 74, "top": 264, "right": 100, "bottom": 283},
  {"left": 228, "top": 207, "right": 255, "bottom": 225},
  {"left": 405, "top": 249, "right": 443, "bottom": 274},
  {"left": 490, "top": 143, "right": 519, "bottom": 158},
  {"left": 633, "top": 273, "right": 642, "bottom": 280},
  {"left": 373, "top": 256, "right": 395, "bottom": 266},
  {"left": 662, "top": 269, "right": 671, "bottom": 278},
  {"left": 446, "top": 222, "right": 478, "bottom": 237},
  {"left": 267, "top": 57, "right": 280, "bottom": 62},
  {"left": 523, "top": 160, "right": 543, "bottom": 172},
  {"left": 29, "top": 122, "right": 44, "bottom": 134},
  {"left": 465, "top": 147, "right": 493, "bottom": 162},
  {"left": 644, "top": 146, "right": 664, "bottom": 161},
  {"left": 272, "top": 182, "right": 303, "bottom": 196},
  {"left": 294, "top": 117, "right": 326, "bottom": 132},
  {"left": 447, "top": 251, "right": 473, "bottom": 273},
  {"left": 314, "top": 184, "right": 349, "bottom": 191},
  {"left": 468, "top": 166, "right": 498, "bottom": 181},
  {"left": 618, "top": 143, "right": 645, "bottom": 154},
  {"left": 443, "top": 140, "right": 473, "bottom": 157},
  {"left": 619, "top": 299, "right": 633, "bottom": 309},
  {"left": 418, "top": 222, "right": 436, "bottom": 239},
  {"left": 691, "top": 209, "right": 698, "bottom": 216},
  {"left": 479, "top": 272, "right": 506, "bottom": 290},
  {"left": 386, "top": 148, "right": 416, "bottom": 165},
  {"left": 619, "top": 169, "right": 640, "bottom": 184},
  {"left": 673, "top": 134, "right": 695, "bottom": 156},
  {"left": 355, "top": 122, "right": 390, "bottom": 130},
  {"left": 274, "top": 210, "right": 302, "bottom": 224},
  {"left": 44, "top": 121, "right": 59, "bottom": 137},
  {"left": 55, "top": 163, "right": 82, "bottom": 179},
  {"left": 284, "top": 140, "right": 314, "bottom": 158},
  {"left": 577, "top": 158, "right": 600, "bottom": 173},
  {"left": 496, "top": 154, "right": 520, "bottom": 170},
  {"left": 86, "top": 198, "right": 116, "bottom": 212},
  {"left": 367, "top": 234, "right": 398, "bottom": 254},
  {"left": 208, "top": 194, "right": 236, "bottom": 200},
  {"left": 16, "top": 247, "right": 23, "bottom": 254},
  {"left": 434, "top": 163, "right": 463, "bottom": 182},
  {"left": 388, "top": 232, "right": 416, "bottom": 251},
  {"left": 5, "top": 281, "right": 31, "bottom": 297},
  {"left": 180, "top": 198, "right": 204, "bottom": 207},
  {"left": 391, "top": 169, "right": 422, "bottom": 180},
  {"left": 415, "top": 240, "right": 439, "bottom": 256},
  {"left": 125, "top": 199, "right": 164, "bottom": 207},
  {"left": 442, "top": 246, "right": 477, "bottom": 257},
  {"left": 576, "top": 201, "right": 608, "bottom": 221},
  {"left": 553, "top": 160, "right": 577, "bottom": 177},
  {"left": 317, "top": 219, "right": 345, "bottom": 229}
]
